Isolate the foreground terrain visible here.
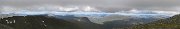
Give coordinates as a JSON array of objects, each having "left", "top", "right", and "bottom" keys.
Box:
[{"left": 0, "top": 14, "right": 179, "bottom": 29}]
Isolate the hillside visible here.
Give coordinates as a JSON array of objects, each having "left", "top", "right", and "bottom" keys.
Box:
[
  {"left": 131, "top": 14, "right": 180, "bottom": 29},
  {"left": 0, "top": 15, "right": 102, "bottom": 29}
]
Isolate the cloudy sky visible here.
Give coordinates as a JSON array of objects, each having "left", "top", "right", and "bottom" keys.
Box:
[{"left": 0, "top": 0, "right": 180, "bottom": 12}]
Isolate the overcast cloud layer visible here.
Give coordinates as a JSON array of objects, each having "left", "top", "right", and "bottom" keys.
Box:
[{"left": 0, "top": 0, "right": 180, "bottom": 12}]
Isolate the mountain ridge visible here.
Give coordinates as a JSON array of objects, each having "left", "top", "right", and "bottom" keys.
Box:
[
  {"left": 0, "top": 15, "right": 102, "bottom": 29},
  {"left": 130, "top": 14, "right": 180, "bottom": 29}
]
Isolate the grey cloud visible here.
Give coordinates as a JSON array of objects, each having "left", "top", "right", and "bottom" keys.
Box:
[{"left": 0, "top": 0, "right": 180, "bottom": 11}]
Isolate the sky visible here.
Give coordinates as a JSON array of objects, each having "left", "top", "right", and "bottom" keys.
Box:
[{"left": 0, "top": 0, "right": 180, "bottom": 12}]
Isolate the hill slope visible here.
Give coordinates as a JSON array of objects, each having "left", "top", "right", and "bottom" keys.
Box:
[
  {"left": 0, "top": 15, "right": 102, "bottom": 29},
  {"left": 131, "top": 14, "right": 180, "bottom": 29}
]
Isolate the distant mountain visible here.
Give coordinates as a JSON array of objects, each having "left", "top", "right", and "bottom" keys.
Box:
[
  {"left": 130, "top": 14, "right": 180, "bottom": 29},
  {"left": 0, "top": 15, "right": 102, "bottom": 29},
  {"left": 97, "top": 14, "right": 169, "bottom": 29}
]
